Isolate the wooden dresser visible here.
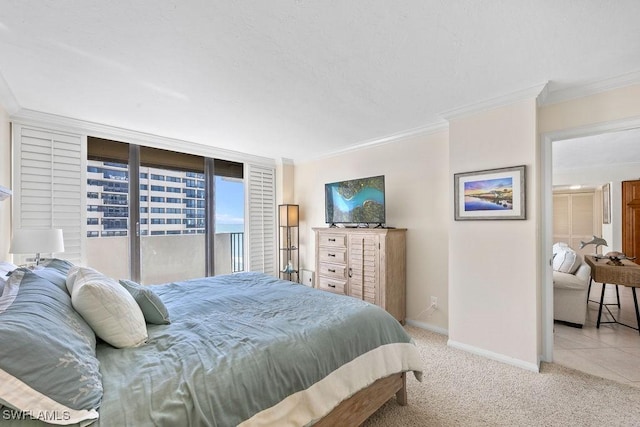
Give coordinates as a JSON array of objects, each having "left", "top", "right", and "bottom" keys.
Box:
[{"left": 313, "top": 227, "right": 406, "bottom": 323}]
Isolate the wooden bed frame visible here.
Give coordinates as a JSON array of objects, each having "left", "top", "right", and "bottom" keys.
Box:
[{"left": 315, "top": 372, "right": 407, "bottom": 426}]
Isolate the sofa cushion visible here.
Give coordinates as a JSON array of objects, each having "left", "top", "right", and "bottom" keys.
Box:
[
  {"left": 553, "top": 246, "right": 582, "bottom": 274},
  {"left": 553, "top": 271, "right": 588, "bottom": 290}
]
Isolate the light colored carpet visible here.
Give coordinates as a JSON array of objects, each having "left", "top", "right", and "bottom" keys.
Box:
[{"left": 363, "top": 326, "right": 640, "bottom": 426}]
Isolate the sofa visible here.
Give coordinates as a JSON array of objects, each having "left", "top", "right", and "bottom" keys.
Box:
[{"left": 553, "top": 243, "right": 591, "bottom": 327}]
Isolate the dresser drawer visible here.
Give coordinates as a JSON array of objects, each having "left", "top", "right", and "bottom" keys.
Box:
[
  {"left": 319, "top": 248, "right": 346, "bottom": 264},
  {"left": 318, "top": 262, "right": 346, "bottom": 279},
  {"left": 318, "top": 277, "right": 346, "bottom": 294},
  {"left": 317, "top": 233, "right": 346, "bottom": 248}
]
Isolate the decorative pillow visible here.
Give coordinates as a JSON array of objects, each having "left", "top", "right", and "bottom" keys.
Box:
[
  {"left": 552, "top": 242, "right": 569, "bottom": 256},
  {"left": 67, "top": 266, "right": 148, "bottom": 348},
  {"left": 0, "top": 269, "right": 101, "bottom": 424},
  {"left": 30, "top": 258, "right": 75, "bottom": 294},
  {"left": 119, "top": 279, "right": 171, "bottom": 325},
  {"left": 553, "top": 246, "right": 583, "bottom": 274}
]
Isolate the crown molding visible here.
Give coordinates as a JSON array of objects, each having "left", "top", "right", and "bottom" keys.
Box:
[
  {"left": 0, "top": 71, "right": 20, "bottom": 114},
  {"left": 279, "top": 158, "right": 294, "bottom": 166},
  {"left": 441, "top": 82, "right": 549, "bottom": 121},
  {"left": 303, "top": 120, "right": 448, "bottom": 163},
  {"left": 541, "top": 70, "right": 640, "bottom": 106},
  {"left": 10, "top": 108, "right": 276, "bottom": 166}
]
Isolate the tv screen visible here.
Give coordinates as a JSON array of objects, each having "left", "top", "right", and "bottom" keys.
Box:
[{"left": 325, "top": 175, "right": 385, "bottom": 225}]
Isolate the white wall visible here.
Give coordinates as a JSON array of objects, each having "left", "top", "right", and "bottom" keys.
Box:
[
  {"left": 0, "top": 103, "right": 10, "bottom": 261},
  {"left": 294, "top": 130, "right": 450, "bottom": 333},
  {"left": 447, "top": 98, "right": 540, "bottom": 369}
]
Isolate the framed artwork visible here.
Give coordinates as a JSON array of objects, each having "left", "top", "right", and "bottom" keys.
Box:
[
  {"left": 602, "top": 183, "right": 611, "bottom": 224},
  {"left": 454, "top": 165, "right": 526, "bottom": 220}
]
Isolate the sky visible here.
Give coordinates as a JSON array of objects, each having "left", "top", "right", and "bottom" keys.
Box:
[{"left": 215, "top": 176, "right": 244, "bottom": 226}]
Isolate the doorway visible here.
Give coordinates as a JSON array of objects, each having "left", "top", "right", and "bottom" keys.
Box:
[{"left": 542, "top": 122, "right": 640, "bottom": 386}]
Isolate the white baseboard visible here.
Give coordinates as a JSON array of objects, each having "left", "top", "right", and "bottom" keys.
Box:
[
  {"left": 405, "top": 319, "right": 449, "bottom": 336},
  {"left": 447, "top": 339, "right": 540, "bottom": 373}
]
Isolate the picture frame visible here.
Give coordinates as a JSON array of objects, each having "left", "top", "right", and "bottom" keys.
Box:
[
  {"left": 454, "top": 165, "right": 526, "bottom": 220},
  {"left": 602, "top": 183, "right": 611, "bottom": 224}
]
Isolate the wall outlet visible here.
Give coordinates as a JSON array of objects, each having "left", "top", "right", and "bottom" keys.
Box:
[
  {"left": 301, "top": 269, "right": 314, "bottom": 287},
  {"left": 431, "top": 296, "right": 438, "bottom": 309}
]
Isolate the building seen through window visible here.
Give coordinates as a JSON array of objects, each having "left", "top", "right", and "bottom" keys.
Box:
[{"left": 86, "top": 160, "right": 206, "bottom": 237}]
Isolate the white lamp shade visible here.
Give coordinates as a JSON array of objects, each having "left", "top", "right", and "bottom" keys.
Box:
[
  {"left": 279, "top": 204, "right": 299, "bottom": 227},
  {"left": 10, "top": 229, "right": 65, "bottom": 254}
]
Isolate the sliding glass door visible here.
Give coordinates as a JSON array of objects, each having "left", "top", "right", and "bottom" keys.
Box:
[
  {"left": 85, "top": 137, "right": 244, "bottom": 284},
  {"left": 86, "top": 139, "right": 131, "bottom": 279},
  {"left": 139, "top": 164, "right": 206, "bottom": 284}
]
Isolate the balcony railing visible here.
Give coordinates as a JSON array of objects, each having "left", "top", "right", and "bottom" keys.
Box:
[
  {"left": 230, "top": 232, "right": 244, "bottom": 273},
  {"left": 86, "top": 231, "right": 245, "bottom": 282}
]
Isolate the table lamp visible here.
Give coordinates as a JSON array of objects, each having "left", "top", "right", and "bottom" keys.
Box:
[{"left": 10, "top": 228, "right": 65, "bottom": 265}]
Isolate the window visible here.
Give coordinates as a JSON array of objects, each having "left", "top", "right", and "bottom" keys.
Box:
[{"left": 81, "top": 136, "right": 255, "bottom": 283}]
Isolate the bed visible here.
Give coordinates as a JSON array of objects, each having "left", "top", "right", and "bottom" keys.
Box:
[{"left": 0, "top": 260, "right": 422, "bottom": 426}]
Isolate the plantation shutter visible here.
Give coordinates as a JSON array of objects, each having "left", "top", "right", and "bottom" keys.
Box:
[
  {"left": 12, "top": 124, "right": 85, "bottom": 265},
  {"left": 245, "top": 163, "right": 276, "bottom": 275}
]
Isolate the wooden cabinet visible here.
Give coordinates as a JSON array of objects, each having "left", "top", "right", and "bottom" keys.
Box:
[{"left": 313, "top": 227, "right": 406, "bottom": 323}]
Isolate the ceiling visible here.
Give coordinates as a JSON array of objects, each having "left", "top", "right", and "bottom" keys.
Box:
[
  {"left": 553, "top": 127, "right": 640, "bottom": 171},
  {"left": 1, "top": 1, "right": 640, "bottom": 162}
]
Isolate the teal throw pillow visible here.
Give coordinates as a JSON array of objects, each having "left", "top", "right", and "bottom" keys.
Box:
[{"left": 119, "top": 279, "right": 171, "bottom": 325}]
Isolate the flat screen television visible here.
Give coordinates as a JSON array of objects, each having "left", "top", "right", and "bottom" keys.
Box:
[{"left": 325, "top": 175, "right": 385, "bottom": 226}]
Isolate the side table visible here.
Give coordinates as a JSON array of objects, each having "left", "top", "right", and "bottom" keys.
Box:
[{"left": 584, "top": 255, "right": 640, "bottom": 335}]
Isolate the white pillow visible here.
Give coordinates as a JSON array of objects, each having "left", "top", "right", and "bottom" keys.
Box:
[
  {"left": 553, "top": 246, "right": 582, "bottom": 274},
  {"left": 552, "top": 242, "right": 569, "bottom": 256},
  {"left": 66, "top": 266, "right": 148, "bottom": 348}
]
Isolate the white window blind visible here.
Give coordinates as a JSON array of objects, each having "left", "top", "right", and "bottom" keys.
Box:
[
  {"left": 245, "top": 164, "right": 276, "bottom": 275},
  {"left": 12, "top": 125, "right": 85, "bottom": 265}
]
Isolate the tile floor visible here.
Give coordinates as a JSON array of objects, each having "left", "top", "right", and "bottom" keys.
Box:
[{"left": 554, "top": 281, "right": 640, "bottom": 388}]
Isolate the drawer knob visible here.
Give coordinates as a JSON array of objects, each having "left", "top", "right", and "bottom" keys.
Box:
[
  {"left": 328, "top": 268, "right": 336, "bottom": 273},
  {"left": 328, "top": 253, "right": 336, "bottom": 257},
  {"left": 328, "top": 238, "right": 336, "bottom": 242},
  {"left": 328, "top": 284, "right": 336, "bottom": 288}
]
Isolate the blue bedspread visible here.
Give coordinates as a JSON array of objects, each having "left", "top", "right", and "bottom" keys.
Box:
[{"left": 5, "top": 272, "right": 421, "bottom": 426}]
